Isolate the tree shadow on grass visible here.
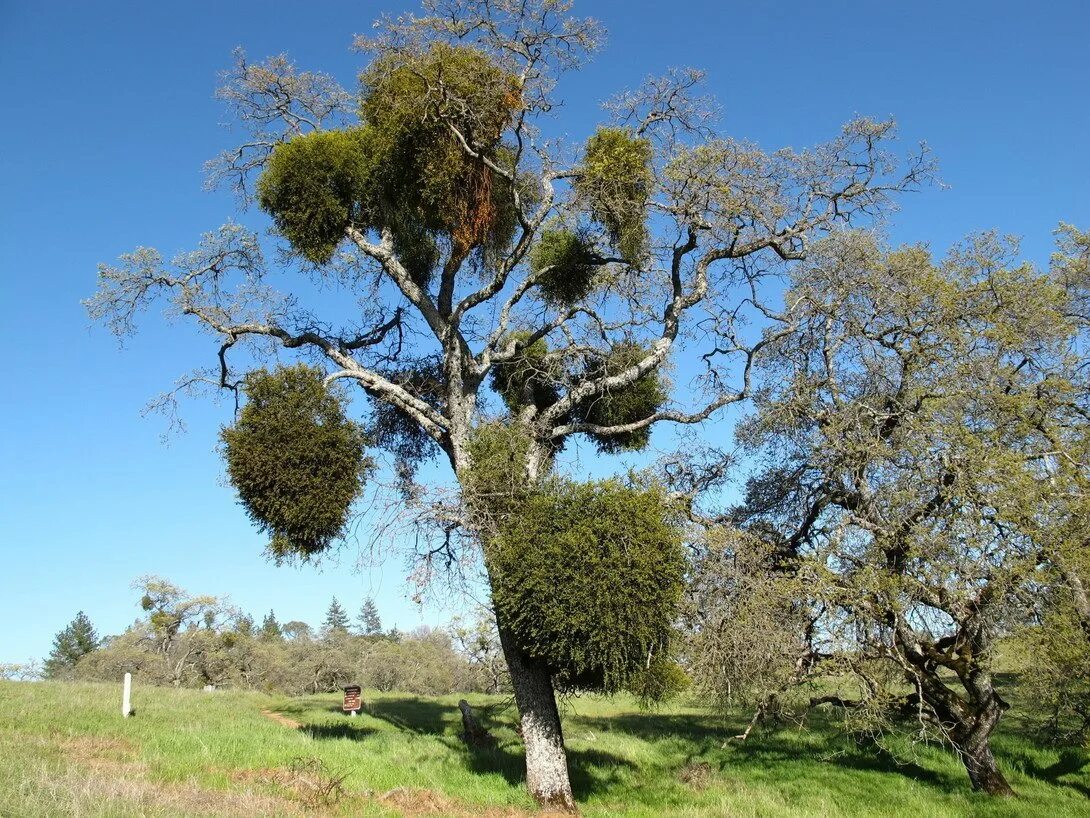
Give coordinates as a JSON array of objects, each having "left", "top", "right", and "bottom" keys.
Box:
[
  {"left": 274, "top": 694, "right": 448, "bottom": 723},
  {"left": 820, "top": 744, "right": 955, "bottom": 790},
  {"left": 366, "top": 697, "right": 464, "bottom": 736},
  {"left": 598, "top": 711, "right": 962, "bottom": 793},
  {"left": 299, "top": 723, "right": 378, "bottom": 741},
  {"left": 1005, "top": 747, "right": 1090, "bottom": 798},
  {"left": 364, "top": 697, "right": 638, "bottom": 799},
  {"left": 456, "top": 738, "right": 637, "bottom": 799},
  {"left": 273, "top": 697, "right": 347, "bottom": 718},
  {"left": 567, "top": 748, "right": 639, "bottom": 800},
  {"left": 577, "top": 711, "right": 727, "bottom": 747}
]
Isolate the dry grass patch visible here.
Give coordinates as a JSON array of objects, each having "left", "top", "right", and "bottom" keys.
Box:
[
  {"left": 230, "top": 757, "right": 349, "bottom": 811},
  {"left": 377, "top": 786, "right": 556, "bottom": 817},
  {"left": 19, "top": 761, "right": 304, "bottom": 817},
  {"left": 678, "top": 761, "right": 714, "bottom": 790}
]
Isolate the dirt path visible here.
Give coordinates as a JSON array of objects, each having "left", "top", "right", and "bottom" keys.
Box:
[{"left": 261, "top": 709, "right": 302, "bottom": 729}]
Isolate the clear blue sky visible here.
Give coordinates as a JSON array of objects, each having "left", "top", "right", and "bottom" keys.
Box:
[{"left": 1, "top": 1, "right": 1087, "bottom": 664}]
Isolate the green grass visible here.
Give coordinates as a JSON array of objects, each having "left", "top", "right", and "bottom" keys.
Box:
[{"left": 0, "top": 680, "right": 1087, "bottom": 817}]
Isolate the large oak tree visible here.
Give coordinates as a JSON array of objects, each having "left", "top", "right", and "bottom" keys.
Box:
[
  {"left": 87, "top": 0, "right": 926, "bottom": 807},
  {"left": 702, "top": 229, "right": 1090, "bottom": 795}
]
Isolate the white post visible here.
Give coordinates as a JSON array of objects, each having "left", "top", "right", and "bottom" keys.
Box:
[{"left": 122, "top": 672, "right": 132, "bottom": 718}]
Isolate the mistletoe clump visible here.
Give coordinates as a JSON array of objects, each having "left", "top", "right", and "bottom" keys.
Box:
[
  {"left": 360, "top": 44, "right": 522, "bottom": 259},
  {"left": 490, "top": 332, "right": 561, "bottom": 414},
  {"left": 256, "top": 128, "right": 376, "bottom": 266},
  {"left": 367, "top": 361, "right": 445, "bottom": 475},
  {"left": 576, "top": 127, "right": 653, "bottom": 264},
  {"left": 574, "top": 342, "right": 667, "bottom": 453},
  {"left": 221, "top": 365, "right": 371, "bottom": 559},
  {"left": 487, "top": 477, "right": 685, "bottom": 693},
  {"left": 257, "top": 44, "right": 524, "bottom": 280},
  {"left": 529, "top": 227, "right": 599, "bottom": 306},
  {"left": 462, "top": 422, "right": 535, "bottom": 518},
  {"left": 625, "top": 655, "right": 692, "bottom": 707}
]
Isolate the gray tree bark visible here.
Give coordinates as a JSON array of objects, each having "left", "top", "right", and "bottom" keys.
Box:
[
  {"left": 497, "top": 623, "right": 576, "bottom": 812},
  {"left": 1055, "top": 552, "right": 1090, "bottom": 641}
]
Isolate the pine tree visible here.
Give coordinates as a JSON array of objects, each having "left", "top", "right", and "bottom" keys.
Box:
[
  {"left": 44, "top": 611, "right": 99, "bottom": 678},
  {"left": 323, "top": 597, "right": 350, "bottom": 634},
  {"left": 260, "top": 609, "right": 282, "bottom": 639},
  {"left": 356, "top": 597, "right": 382, "bottom": 636},
  {"left": 234, "top": 613, "right": 255, "bottom": 636}
]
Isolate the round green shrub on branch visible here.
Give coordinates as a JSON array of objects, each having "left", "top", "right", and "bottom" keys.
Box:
[
  {"left": 258, "top": 44, "right": 525, "bottom": 281},
  {"left": 574, "top": 342, "right": 667, "bottom": 453},
  {"left": 576, "top": 128, "right": 653, "bottom": 264},
  {"left": 488, "top": 478, "right": 686, "bottom": 692},
  {"left": 462, "top": 422, "right": 534, "bottom": 520},
  {"left": 221, "top": 365, "right": 371, "bottom": 559},
  {"left": 360, "top": 44, "right": 523, "bottom": 264},
  {"left": 625, "top": 655, "right": 692, "bottom": 707},
  {"left": 256, "top": 128, "right": 376, "bottom": 266},
  {"left": 490, "top": 332, "right": 561, "bottom": 414},
  {"left": 529, "top": 228, "right": 599, "bottom": 307}
]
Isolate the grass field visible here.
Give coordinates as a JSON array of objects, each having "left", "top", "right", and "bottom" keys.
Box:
[{"left": 1, "top": 680, "right": 1087, "bottom": 817}]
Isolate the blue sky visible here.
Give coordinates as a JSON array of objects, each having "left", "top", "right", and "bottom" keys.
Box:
[{"left": 1, "top": 0, "right": 1087, "bottom": 664}]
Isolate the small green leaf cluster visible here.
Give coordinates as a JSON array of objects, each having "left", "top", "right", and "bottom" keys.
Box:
[
  {"left": 576, "top": 127, "right": 653, "bottom": 264},
  {"left": 488, "top": 477, "right": 685, "bottom": 693},
  {"left": 529, "top": 227, "right": 599, "bottom": 306},
  {"left": 488, "top": 338, "right": 666, "bottom": 452},
  {"left": 463, "top": 422, "right": 535, "bottom": 517},
  {"left": 257, "top": 44, "right": 523, "bottom": 280},
  {"left": 574, "top": 341, "right": 667, "bottom": 453},
  {"left": 221, "top": 365, "right": 371, "bottom": 559}
]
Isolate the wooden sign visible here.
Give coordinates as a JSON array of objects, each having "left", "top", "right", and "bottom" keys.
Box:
[{"left": 343, "top": 685, "right": 362, "bottom": 713}]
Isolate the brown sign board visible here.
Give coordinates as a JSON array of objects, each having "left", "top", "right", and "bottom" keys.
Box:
[{"left": 343, "top": 685, "right": 362, "bottom": 712}]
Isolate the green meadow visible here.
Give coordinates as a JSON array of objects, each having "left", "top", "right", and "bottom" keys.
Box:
[{"left": 1, "top": 679, "right": 1086, "bottom": 817}]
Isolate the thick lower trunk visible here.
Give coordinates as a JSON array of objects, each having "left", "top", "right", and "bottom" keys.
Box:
[
  {"left": 960, "top": 738, "right": 1015, "bottom": 796},
  {"left": 926, "top": 680, "right": 1013, "bottom": 796},
  {"left": 892, "top": 617, "right": 1014, "bottom": 797},
  {"left": 498, "top": 625, "right": 576, "bottom": 812}
]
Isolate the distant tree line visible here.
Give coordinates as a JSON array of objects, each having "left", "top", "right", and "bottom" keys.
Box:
[{"left": 43, "top": 577, "right": 506, "bottom": 697}]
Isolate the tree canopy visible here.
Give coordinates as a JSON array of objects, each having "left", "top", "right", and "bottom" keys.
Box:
[{"left": 683, "top": 229, "right": 1090, "bottom": 795}]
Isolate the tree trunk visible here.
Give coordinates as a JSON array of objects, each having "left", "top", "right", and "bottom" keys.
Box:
[
  {"left": 919, "top": 671, "right": 1014, "bottom": 797},
  {"left": 498, "top": 624, "right": 577, "bottom": 812},
  {"left": 1055, "top": 552, "right": 1090, "bottom": 642},
  {"left": 458, "top": 699, "right": 496, "bottom": 748},
  {"left": 960, "top": 738, "right": 1015, "bottom": 797}
]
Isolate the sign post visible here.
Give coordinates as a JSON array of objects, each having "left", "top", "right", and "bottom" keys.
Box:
[
  {"left": 121, "top": 672, "right": 133, "bottom": 718},
  {"left": 342, "top": 685, "right": 362, "bottom": 717}
]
